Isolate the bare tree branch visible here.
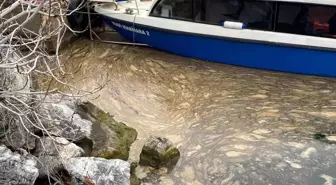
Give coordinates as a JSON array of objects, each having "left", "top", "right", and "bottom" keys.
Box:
[{"left": 0, "top": 0, "right": 106, "bottom": 184}]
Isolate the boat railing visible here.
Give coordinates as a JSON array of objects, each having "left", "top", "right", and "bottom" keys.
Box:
[
  {"left": 87, "top": 0, "right": 149, "bottom": 46},
  {"left": 133, "top": 0, "right": 140, "bottom": 15}
]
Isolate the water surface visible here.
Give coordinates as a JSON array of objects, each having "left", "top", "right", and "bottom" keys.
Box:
[{"left": 61, "top": 39, "right": 336, "bottom": 185}]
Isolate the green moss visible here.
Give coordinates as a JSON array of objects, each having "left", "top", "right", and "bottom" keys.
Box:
[
  {"left": 162, "top": 147, "right": 180, "bottom": 171},
  {"left": 162, "top": 147, "right": 180, "bottom": 160},
  {"left": 139, "top": 146, "right": 180, "bottom": 171},
  {"left": 98, "top": 150, "right": 127, "bottom": 160},
  {"left": 130, "top": 175, "right": 141, "bottom": 185},
  {"left": 130, "top": 162, "right": 141, "bottom": 185},
  {"left": 77, "top": 101, "right": 138, "bottom": 160},
  {"left": 130, "top": 162, "right": 138, "bottom": 173},
  {"left": 97, "top": 111, "right": 137, "bottom": 160}
]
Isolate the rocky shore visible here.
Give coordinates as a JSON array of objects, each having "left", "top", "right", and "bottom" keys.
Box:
[
  {"left": 1, "top": 1, "right": 182, "bottom": 184},
  {"left": 0, "top": 93, "right": 180, "bottom": 185}
]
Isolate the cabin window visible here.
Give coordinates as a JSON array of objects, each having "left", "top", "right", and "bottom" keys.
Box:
[
  {"left": 276, "top": 2, "right": 336, "bottom": 38},
  {"left": 150, "top": 0, "right": 193, "bottom": 21},
  {"left": 194, "top": 0, "right": 274, "bottom": 30}
]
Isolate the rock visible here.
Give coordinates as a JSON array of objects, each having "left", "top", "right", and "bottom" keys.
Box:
[
  {"left": 0, "top": 119, "right": 37, "bottom": 150},
  {"left": 137, "top": 169, "right": 162, "bottom": 185},
  {"left": 0, "top": 145, "right": 39, "bottom": 185},
  {"left": 139, "top": 136, "right": 180, "bottom": 171},
  {"left": 130, "top": 162, "right": 139, "bottom": 174},
  {"left": 64, "top": 157, "right": 130, "bottom": 185},
  {"left": 76, "top": 101, "right": 137, "bottom": 160},
  {"left": 33, "top": 136, "right": 84, "bottom": 177},
  {"left": 135, "top": 166, "right": 170, "bottom": 185},
  {"left": 39, "top": 96, "right": 137, "bottom": 160},
  {"left": 39, "top": 96, "right": 92, "bottom": 139},
  {"left": 38, "top": 94, "right": 94, "bottom": 154},
  {"left": 130, "top": 162, "right": 141, "bottom": 185},
  {"left": 0, "top": 67, "right": 31, "bottom": 102},
  {"left": 0, "top": 68, "right": 36, "bottom": 150}
]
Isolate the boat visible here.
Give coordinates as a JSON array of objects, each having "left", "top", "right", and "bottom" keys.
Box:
[{"left": 93, "top": 0, "right": 336, "bottom": 77}]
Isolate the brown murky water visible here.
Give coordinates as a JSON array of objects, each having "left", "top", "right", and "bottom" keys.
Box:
[{"left": 61, "top": 39, "right": 336, "bottom": 185}]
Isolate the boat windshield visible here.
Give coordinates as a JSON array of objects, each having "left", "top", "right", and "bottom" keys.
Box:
[
  {"left": 150, "top": 0, "right": 336, "bottom": 39},
  {"left": 151, "top": 0, "right": 193, "bottom": 21},
  {"left": 276, "top": 2, "right": 336, "bottom": 38},
  {"left": 193, "top": 0, "right": 274, "bottom": 30}
]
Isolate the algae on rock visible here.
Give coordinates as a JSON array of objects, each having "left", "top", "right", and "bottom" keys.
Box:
[
  {"left": 139, "top": 136, "right": 180, "bottom": 171},
  {"left": 76, "top": 101, "right": 137, "bottom": 160},
  {"left": 130, "top": 162, "right": 141, "bottom": 185}
]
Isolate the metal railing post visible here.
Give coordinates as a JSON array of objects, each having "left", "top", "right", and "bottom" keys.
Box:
[{"left": 134, "top": 0, "right": 140, "bottom": 15}]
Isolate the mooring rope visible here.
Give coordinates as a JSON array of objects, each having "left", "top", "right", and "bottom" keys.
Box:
[{"left": 133, "top": 12, "right": 136, "bottom": 46}]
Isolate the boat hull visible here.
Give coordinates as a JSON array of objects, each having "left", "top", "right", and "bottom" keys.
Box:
[{"left": 103, "top": 17, "right": 336, "bottom": 78}]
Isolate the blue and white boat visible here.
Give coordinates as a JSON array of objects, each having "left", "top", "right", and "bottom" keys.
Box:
[{"left": 94, "top": 0, "right": 336, "bottom": 77}]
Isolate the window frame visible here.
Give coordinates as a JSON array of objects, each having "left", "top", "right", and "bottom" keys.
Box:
[{"left": 149, "top": 0, "right": 277, "bottom": 31}]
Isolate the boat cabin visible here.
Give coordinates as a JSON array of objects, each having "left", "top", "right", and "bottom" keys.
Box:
[
  {"left": 93, "top": 0, "right": 336, "bottom": 77},
  {"left": 149, "top": 0, "right": 336, "bottom": 39}
]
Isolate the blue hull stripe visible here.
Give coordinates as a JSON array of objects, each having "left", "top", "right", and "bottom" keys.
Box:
[{"left": 104, "top": 17, "right": 336, "bottom": 78}]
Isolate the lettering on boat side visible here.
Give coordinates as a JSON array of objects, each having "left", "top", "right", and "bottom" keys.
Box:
[{"left": 111, "top": 21, "right": 150, "bottom": 36}]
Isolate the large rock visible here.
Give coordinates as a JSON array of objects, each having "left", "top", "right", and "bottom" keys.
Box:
[
  {"left": 39, "top": 94, "right": 92, "bottom": 139},
  {"left": 41, "top": 103, "right": 93, "bottom": 139},
  {"left": 76, "top": 101, "right": 137, "bottom": 160},
  {"left": 0, "top": 145, "right": 39, "bottom": 185},
  {"left": 139, "top": 136, "right": 180, "bottom": 171},
  {"left": 0, "top": 118, "right": 37, "bottom": 150},
  {"left": 33, "top": 136, "right": 84, "bottom": 177},
  {"left": 0, "top": 68, "right": 36, "bottom": 150},
  {"left": 64, "top": 157, "right": 130, "bottom": 185},
  {"left": 38, "top": 94, "right": 93, "bottom": 154},
  {"left": 38, "top": 96, "right": 138, "bottom": 160},
  {"left": 1, "top": 68, "right": 31, "bottom": 99}
]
